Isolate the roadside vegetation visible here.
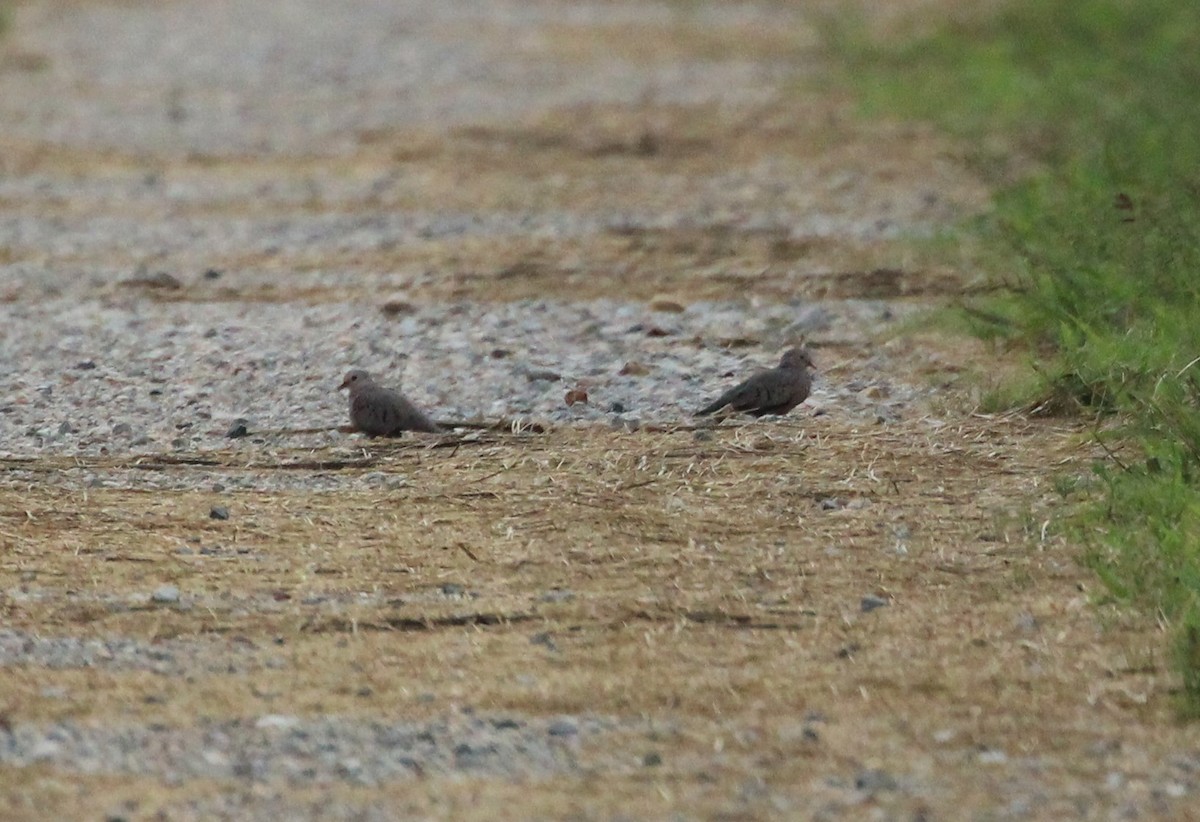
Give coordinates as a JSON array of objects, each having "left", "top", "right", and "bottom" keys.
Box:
[{"left": 828, "top": 0, "right": 1200, "bottom": 711}]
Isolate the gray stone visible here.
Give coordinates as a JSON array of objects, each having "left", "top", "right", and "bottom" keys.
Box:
[
  {"left": 547, "top": 719, "right": 578, "bottom": 737},
  {"left": 151, "top": 585, "right": 180, "bottom": 604},
  {"left": 861, "top": 595, "right": 888, "bottom": 613}
]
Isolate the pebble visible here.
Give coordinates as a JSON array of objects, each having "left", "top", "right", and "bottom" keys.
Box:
[
  {"left": 860, "top": 595, "right": 889, "bottom": 613},
  {"left": 524, "top": 368, "right": 562, "bottom": 383},
  {"left": 380, "top": 295, "right": 415, "bottom": 316},
  {"left": 529, "top": 632, "right": 557, "bottom": 651},
  {"left": 547, "top": 719, "right": 578, "bottom": 738},
  {"left": 255, "top": 714, "right": 301, "bottom": 731},
  {"left": 648, "top": 296, "right": 686, "bottom": 313},
  {"left": 855, "top": 768, "right": 898, "bottom": 793},
  {"left": 151, "top": 585, "right": 181, "bottom": 604},
  {"left": 1014, "top": 612, "right": 1040, "bottom": 633},
  {"left": 978, "top": 749, "right": 1009, "bottom": 765},
  {"left": 209, "top": 506, "right": 230, "bottom": 520}
]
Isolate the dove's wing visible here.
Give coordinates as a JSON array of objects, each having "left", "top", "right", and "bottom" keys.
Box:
[
  {"left": 744, "top": 368, "right": 811, "bottom": 416},
  {"left": 351, "top": 385, "right": 442, "bottom": 435},
  {"left": 696, "top": 366, "right": 811, "bottom": 417}
]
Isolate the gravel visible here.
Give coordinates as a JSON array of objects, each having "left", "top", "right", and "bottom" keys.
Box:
[
  {"left": 0, "top": 0, "right": 799, "bottom": 157},
  {"left": 0, "top": 629, "right": 283, "bottom": 676},
  {"left": 0, "top": 713, "right": 616, "bottom": 784},
  {"left": 0, "top": 296, "right": 922, "bottom": 471}
]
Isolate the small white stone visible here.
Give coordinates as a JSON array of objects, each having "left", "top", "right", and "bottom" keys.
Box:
[
  {"left": 28, "top": 739, "right": 61, "bottom": 761},
  {"left": 255, "top": 714, "right": 301, "bottom": 730},
  {"left": 151, "top": 585, "right": 180, "bottom": 604}
]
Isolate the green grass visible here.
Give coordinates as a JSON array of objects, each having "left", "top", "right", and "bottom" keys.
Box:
[{"left": 826, "top": 0, "right": 1200, "bottom": 712}]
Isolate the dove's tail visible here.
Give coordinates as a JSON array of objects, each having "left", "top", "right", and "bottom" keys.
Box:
[
  {"left": 694, "top": 397, "right": 727, "bottom": 417},
  {"left": 412, "top": 415, "right": 444, "bottom": 434}
]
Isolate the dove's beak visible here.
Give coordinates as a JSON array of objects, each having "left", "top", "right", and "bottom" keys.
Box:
[{"left": 338, "top": 377, "right": 350, "bottom": 391}]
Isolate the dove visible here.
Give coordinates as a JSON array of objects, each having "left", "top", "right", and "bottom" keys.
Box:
[
  {"left": 338, "top": 369, "right": 443, "bottom": 436},
  {"left": 695, "top": 347, "right": 816, "bottom": 417}
]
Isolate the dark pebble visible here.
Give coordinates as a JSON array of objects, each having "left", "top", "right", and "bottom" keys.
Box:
[
  {"left": 547, "top": 718, "right": 578, "bottom": 737},
  {"left": 440, "top": 583, "right": 465, "bottom": 596},
  {"left": 75, "top": 360, "right": 97, "bottom": 370},
  {"left": 225, "top": 419, "right": 249, "bottom": 439},
  {"left": 126, "top": 271, "right": 181, "bottom": 289},
  {"left": 530, "top": 632, "right": 558, "bottom": 651},
  {"left": 524, "top": 369, "right": 562, "bottom": 383},
  {"left": 209, "top": 506, "right": 230, "bottom": 521},
  {"left": 643, "top": 752, "right": 663, "bottom": 767},
  {"left": 861, "top": 595, "right": 889, "bottom": 613},
  {"left": 855, "top": 768, "right": 898, "bottom": 793}
]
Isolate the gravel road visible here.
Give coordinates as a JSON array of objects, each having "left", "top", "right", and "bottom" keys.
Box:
[{"left": 1, "top": 1, "right": 1195, "bottom": 820}]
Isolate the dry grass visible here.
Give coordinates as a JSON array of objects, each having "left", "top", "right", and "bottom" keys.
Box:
[{"left": 2, "top": 414, "right": 1191, "bottom": 817}]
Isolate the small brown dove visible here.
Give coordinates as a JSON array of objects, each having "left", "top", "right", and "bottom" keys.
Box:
[
  {"left": 695, "top": 347, "right": 816, "bottom": 417},
  {"left": 338, "top": 369, "right": 442, "bottom": 436}
]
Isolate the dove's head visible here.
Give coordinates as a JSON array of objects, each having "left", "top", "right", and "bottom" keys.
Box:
[
  {"left": 338, "top": 369, "right": 375, "bottom": 392},
  {"left": 780, "top": 347, "right": 815, "bottom": 371}
]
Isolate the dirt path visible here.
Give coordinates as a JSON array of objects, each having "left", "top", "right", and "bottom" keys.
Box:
[{"left": 0, "top": 1, "right": 1196, "bottom": 819}]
